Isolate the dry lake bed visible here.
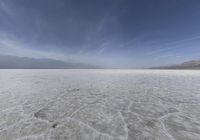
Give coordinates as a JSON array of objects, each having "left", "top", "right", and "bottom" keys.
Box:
[{"left": 0, "top": 70, "right": 200, "bottom": 140}]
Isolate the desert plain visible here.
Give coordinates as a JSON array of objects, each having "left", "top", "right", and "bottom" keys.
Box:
[{"left": 0, "top": 70, "right": 200, "bottom": 140}]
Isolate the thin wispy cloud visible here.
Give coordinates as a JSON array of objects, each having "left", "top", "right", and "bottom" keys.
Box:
[
  {"left": 148, "top": 35, "right": 200, "bottom": 55},
  {"left": 0, "top": 0, "right": 200, "bottom": 68}
]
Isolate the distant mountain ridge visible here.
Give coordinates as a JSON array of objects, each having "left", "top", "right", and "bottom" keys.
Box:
[
  {"left": 151, "top": 60, "right": 200, "bottom": 69},
  {"left": 0, "top": 55, "right": 97, "bottom": 69}
]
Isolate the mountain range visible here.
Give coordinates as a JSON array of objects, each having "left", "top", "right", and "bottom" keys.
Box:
[
  {"left": 0, "top": 55, "right": 97, "bottom": 69},
  {"left": 0, "top": 54, "right": 199, "bottom": 69},
  {"left": 151, "top": 60, "right": 200, "bottom": 69}
]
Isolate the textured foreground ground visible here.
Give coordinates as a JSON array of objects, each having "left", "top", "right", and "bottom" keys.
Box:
[{"left": 0, "top": 70, "right": 200, "bottom": 140}]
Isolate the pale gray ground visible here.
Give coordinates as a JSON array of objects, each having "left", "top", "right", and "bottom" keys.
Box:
[{"left": 0, "top": 70, "right": 200, "bottom": 140}]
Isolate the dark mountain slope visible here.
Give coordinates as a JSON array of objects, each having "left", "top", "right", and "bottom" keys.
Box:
[{"left": 151, "top": 60, "right": 200, "bottom": 69}]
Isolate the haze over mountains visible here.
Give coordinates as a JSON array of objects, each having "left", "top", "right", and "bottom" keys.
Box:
[
  {"left": 0, "top": 54, "right": 199, "bottom": 69},
  {"left": 0, "top": 55, "right": 97, "bottom": 69},
  {"left": 151, "top": 60, "right": 200, "bottom": 69}
]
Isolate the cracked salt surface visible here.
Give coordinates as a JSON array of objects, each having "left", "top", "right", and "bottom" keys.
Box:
[{"left": 0, "top": 70, "right": 200, "bottom": 140}]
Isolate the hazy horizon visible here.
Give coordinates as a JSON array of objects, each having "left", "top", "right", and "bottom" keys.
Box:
[{"left": 0, "top": 0, "right": 200, "bottom": 68}]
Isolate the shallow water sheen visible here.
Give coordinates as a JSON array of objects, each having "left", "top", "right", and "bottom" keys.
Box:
[{"left": 0, "top": 70, "right": 200, "bottom": 140}]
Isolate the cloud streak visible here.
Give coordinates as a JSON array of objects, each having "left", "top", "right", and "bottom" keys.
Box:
[
  {"left": 0, "top": 0, "right": 200, "bottom": 68},
  {"left": 148, "top": 35, "right": 200, "bottom": 55}
]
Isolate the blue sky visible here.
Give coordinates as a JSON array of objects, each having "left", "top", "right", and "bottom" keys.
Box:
[{"left": 0, "top": 0, "right": 200, "bottom": 68}]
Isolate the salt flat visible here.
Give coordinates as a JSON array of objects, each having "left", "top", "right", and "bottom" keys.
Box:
[{"left": 0, "top": 70, "right": 200, "bottom": 140}]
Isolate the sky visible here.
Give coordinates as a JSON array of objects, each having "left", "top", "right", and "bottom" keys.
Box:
[{"left": 0, "top": 0, "right": 200, "bottom": 68}]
